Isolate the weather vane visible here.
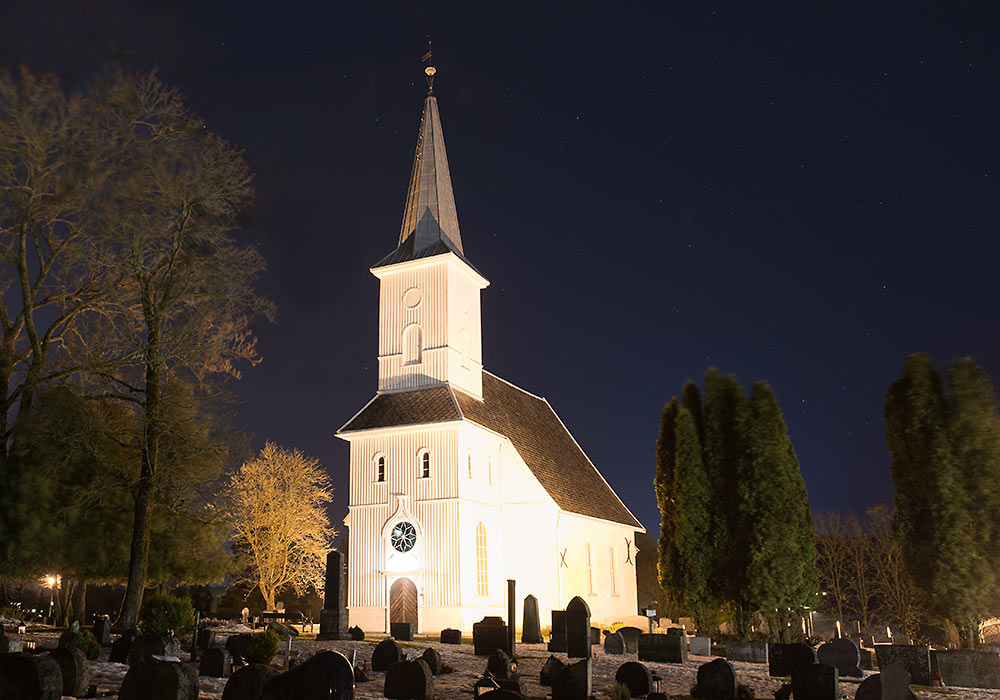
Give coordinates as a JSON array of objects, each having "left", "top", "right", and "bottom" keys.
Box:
[{"left": 421, "top": 41, "right": 436, "bottom": 94}]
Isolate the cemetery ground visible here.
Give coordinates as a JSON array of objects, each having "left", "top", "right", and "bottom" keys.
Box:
[{"left": 5, "top": 622, "right": 1000, "bottom": 700}]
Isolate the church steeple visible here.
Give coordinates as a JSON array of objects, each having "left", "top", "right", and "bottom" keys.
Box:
[{"left": 397, "top": 93, "right": 463, "bottom": 256}]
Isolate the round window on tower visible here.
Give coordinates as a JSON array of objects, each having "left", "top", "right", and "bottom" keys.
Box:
[
  {"left": 390, "top": 522, "right": 417, "bottom": 553},
  {"left": 403, "top": 288, "right": 422, "bottom": 309}
]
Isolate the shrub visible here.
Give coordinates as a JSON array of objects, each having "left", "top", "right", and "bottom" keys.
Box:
[
  {"left": 58, "top": 626, "right": 100, "bottom": 660},
  {"left": 139, "top": 593, "right": 195, "bottom": 636},
  {"left": 244, "top": 629, "right": 280, "bottom": 665},
  {"left": 609, "top": 682, "right": 631, "bottom": 700}
]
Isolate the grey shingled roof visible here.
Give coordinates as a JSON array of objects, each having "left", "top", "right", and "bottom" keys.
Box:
[{"left": 339, "top": 372, "right": 643, "bottom": 529}]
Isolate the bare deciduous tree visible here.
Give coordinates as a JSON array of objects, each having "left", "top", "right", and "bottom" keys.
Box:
[
  {"left": 813, "top": 511, "right": 851, "bottom": 627},
  {"left": 225, "top": 443, "right": 335, "bottom": 611},
  {"left": 868, "top": 504, "right": 924, "bottom": 639}
]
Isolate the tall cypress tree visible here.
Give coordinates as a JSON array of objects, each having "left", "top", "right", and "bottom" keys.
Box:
[
  {"left": 655, "top": 398, "right": 680, "bottom": 592},
  {"left": 673, "top": 406, "right": 713, "bottom": 633},
  {"left": 741, "top": 382, "right": 816, "bottom": 641}
]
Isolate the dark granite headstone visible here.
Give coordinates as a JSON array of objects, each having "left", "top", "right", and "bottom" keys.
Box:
[
  {"left": 791, "top": 663, "right": 838, "bottom": 700},
  {"left": 522, "top": 595, "right": 543, "bottom": 644},
  {"left": 816, "top": 638, "right": 862, "bottom": 678},
  {"left": 390, "top": 622, "right": 414, "bottom": 641},
  {"left": 119, "top": 659, "right": 199, "bottom": 700},
  {"left": 128, "top": 634, "right": 182, "bottom": 665},
  {"left": 934, "top": 649, "right": 1000, "bottom": 689},
  {"left": 859, "top": 647, "right": 874, "bottom": 671},
  {"left": 604, "top": 632, "right": 625, "bottom": 655},
  {"left": 617, "top": 627, "right": 643, "bottom": 654},
  {"left": 551, "top": 657, "right": 591, "bottom": 700},
  {"left": 49, "top": 647, "right": 90, "bottom": 698},
  {"left": 371, "top": 638, "right": 405, "bottom": 672},
  {"left": 615, "top": 661, "right": 653, "bottom": 697},
  {"left": 883, "top": 662, "right": 914, "bottom": 700},
  {"left": 474, "top": 616, "right": 509, "bottom": 657},
  {"left": 694, "top": 658, "right": 738, "bottom": 700},
  {"left": 221, "top": 663, "right": 283, "bottom": 700},
  {"left": 197, "top": 628, "right": 217, "bottom": 651},
  {"left": 199, "top": 648, "right": 232, "bottom": 678},
  {"left": 565, "top": 597, "right": 591, "bottom": 659},
  {"left": 261, "top": 650, "right": 354, "bottom": 700},
  {"left": 349, "top": 626, "right": 365, "bottom": 641},
  {"left": 548, "top": 611, "right": 567, "bottom": 652},
  {"left": 487, "top": 649, "right": 513, "bottom": 680},
  {"left": 0, "top": 652, "right": 62, "bottom": 700},
  {"left": 316, "top": 550, "right": 349, "bottom": 640},
  {"left": 540, "top": 655, "right": 565, "bottom": 686},
  {"left": 226, "top": 633, "right": 253, "bottom": 666},
  {"left": 93, "top": 619, "right": 112, "bottom": 646},
  {"left": 874, "top": 645, "right": 931, "bottom": 686},
  {"left": 638, "top": 633, "right": 687, "bottom": 663},
  {"left": 769, "top": 643, "right": 817, "bottom": 677},
  {"left": 590, "top": 627, "right": 601, "bottom": 645},
  {"left": 384, "top": 659, "right": 433, "bottom": 700},
  {"left": 440, "top": 628, "right": 461, "bottom": 645},
  {"left": 420, "top": 647, "right": 443, "bottom": 675},
  {"left": 854, "top": 674, "right": 881, "bottom": 700},
  {"left": 726, "top": 640, "right": 768, "bottom": 664}
]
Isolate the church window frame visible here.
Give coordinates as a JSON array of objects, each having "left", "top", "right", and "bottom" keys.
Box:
[
  {"left": 418, "top": 449, "right": 431, "bottom": 479},
  {"left": 609, "top": 545, "right": 617, "bottom": 596},
  {"left": 476, "top": 521, "right": 488, "bottom": 597},
  {"left": 374, "top": 454, "right": 386, "bottom": 483},
  {"left": 402, "top": 323, "right": 422, "bottom": 365}
]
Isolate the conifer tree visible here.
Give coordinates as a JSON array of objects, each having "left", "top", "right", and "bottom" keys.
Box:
[{"left": 654, "top": 398, "right": 679, "bottom": 592}]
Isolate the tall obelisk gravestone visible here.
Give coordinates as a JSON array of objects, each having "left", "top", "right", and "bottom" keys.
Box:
[{"left": 317, "top": 550, "right": 350, "bottom": 640}]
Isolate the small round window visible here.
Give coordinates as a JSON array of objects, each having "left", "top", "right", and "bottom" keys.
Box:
[{"left": 390, "top": 522, "right": 417, "bottom": 553}]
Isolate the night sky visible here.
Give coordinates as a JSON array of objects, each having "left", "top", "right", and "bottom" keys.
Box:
[{"left": 4, "top": 1, "right": 997, "bottom": 535}]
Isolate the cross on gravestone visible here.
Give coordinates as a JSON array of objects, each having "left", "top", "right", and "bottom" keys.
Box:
[
  {"left": 522, "top": 594, "right": 543, "bottom": 644},
  {"left": 565, "top": 597, "right": 591, "bottom": 659},
  {"left": 317, "top": 550, "right": 350, "bottom": 640}
]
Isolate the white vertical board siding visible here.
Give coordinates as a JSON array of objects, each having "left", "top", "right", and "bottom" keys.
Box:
[{"left": 415, "top": 499, "right": 460, "bottom": 607}]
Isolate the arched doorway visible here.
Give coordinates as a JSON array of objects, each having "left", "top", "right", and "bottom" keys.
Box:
[{"left": 389, "top": 577, "right": 417, "bottom": 628}]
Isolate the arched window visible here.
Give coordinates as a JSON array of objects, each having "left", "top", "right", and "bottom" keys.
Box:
[
  {"left": 476, "top": 522, "right": 488, "bottom": 596},
  {"left": 402, "top": 324, "right": 422, "bottom": 365},
  {"left": 421, "top": 451, "right": 430, "bottom": 478},
  {"left": 376, "top": 456, "right": 385, "bottom": 482}
]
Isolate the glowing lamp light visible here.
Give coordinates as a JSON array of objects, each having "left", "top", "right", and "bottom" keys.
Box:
[{"left": 46, "top": 576, "right": 56, "bottom": 588}]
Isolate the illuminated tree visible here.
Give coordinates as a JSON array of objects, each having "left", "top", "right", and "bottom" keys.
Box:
[
  {"left": 225, "top": 443, "right": 336, "bottom": 611},
  {"left": 654, "top": 397, "right": 678, "bottom": 592}
]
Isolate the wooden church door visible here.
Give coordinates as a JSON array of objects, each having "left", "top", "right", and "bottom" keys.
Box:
[{"left": 389, "top": 577, "right": 417, "bottom": 627}]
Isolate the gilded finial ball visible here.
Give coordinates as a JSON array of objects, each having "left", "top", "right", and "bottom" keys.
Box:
[{"left": 425, "top": 66, "right": 437, "bottom": 77}]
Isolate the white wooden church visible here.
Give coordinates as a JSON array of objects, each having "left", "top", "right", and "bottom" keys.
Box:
[{"left": 338, "top": 77, "right": 644, "bottom": 634}]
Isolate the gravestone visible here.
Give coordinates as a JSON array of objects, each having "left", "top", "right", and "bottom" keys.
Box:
[
  {"left": 854, "top": 674, "right": 882, "bottom": 700},
  {"left": 199, "top": 648, "right": 232, "bottom": 678},
  {"left": 548, "top": 610, "right": 567, "bottom": 652},
  {"left": 226, "top": 633, "right": 253, "bottom": 666},
  {"left": 859, "top": 647, "right": 874, "bottom": 671},
  {"left": 791, "top": 663, "right": 838, "bottom": 700},
  {"left": 128, "top": 634, "right": 182, "bottom": 665},
  {"left": 384, "top": 659, "right": 433, "bottom": 700},
  {"left": 522, "top": 595, "right": 543, "bottom": 643},
  {"left": 93, "top": 619, "right": 112, "bottom": 646},
  {"left": 816, "top": 638, "right": 863, "bottom": 678},
  {"left": 440, "top": 628, "right": 461, "bottom": 644},
  {"left": 615, "top": 661, "right": 653, "bottom": 697},
  {"left": 694, "top": 658, "right": 738, "bottom": 700},
  {"left": 551, "top": 657, "right": 591, "bottom": 700},
  {"left": 49, "top": 646, "right": 90, "bottom": 698},
  {"left": 604, "top": 632, "right": 625, "bottom": 655},
  {"left": 261, "top": 650, "right": 354, "bottom": 700},
  {"left": 726, "top": 640, "right": 768, "bottom": 664},
  {"left": 196, "top": 628, "right": 217, "bottom": 651},
  {"left": 0, "top": 652, "right": 64, "bottom": 700},
  {"left": 479, "top": 690, "right": 527, "bottom": 700},
  {"left": 420, "top": 647, "right": 443, "bottom": 675},
  {"left": 371, "top": 638, "right": 405, "bottom": 672},
  {"left": 882, "top": 662, "right": 913, "bottom": 700},
  {"left": 119, "top": 659, "right": 199, "bottom": 700},
  {"left": 768, "top": 643, "right": 816, "bottom": 677},
  {"left": 317, "top": 550, "right": 350, "bottom": 640},
  {"left": 221, "top": 663, "right": 282, "bottom": 700},
  {"left": 590, "top": 627, "right": 601, "bottom": 645},
  {"left": 267, "top": 621, "right": 297, "bottom": 638},
  {"left": 0, "top": 635, "right": 23, "bottom": 654},
  {"left": 874, "top": 645, "right": 931, "bottom": 686},
  {"left": 474, "top": 616, "right": 509, "bottom": 656},
  {"left": 565, "top": 597, "right": 591, "bottom": 659},
  {"left": 349, "top": 626, "right": 365, "bottom": 641},
  {"left": 390, "top": 622, "right": 414, "bottom": 641},
  {"left": 487, "top": 648, "right": 514, "bottom": 680},
  {"left": 934, "top": 649, "right": 1000, "bottom": 689},
  {"left": 109, "top": 632, "right": 136, "bottom": 663},
  {"left": 691, "top": 636, "right": 712, "bottom": 656},
  {"left": 638, "top": 634, "right": 687, "bottom": 663},
  {"left": 617, "top": 627, "right": 643, "bottom": 654},
  {"left": 540, "top": 655, "right": 565, "bottom": 686}
]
